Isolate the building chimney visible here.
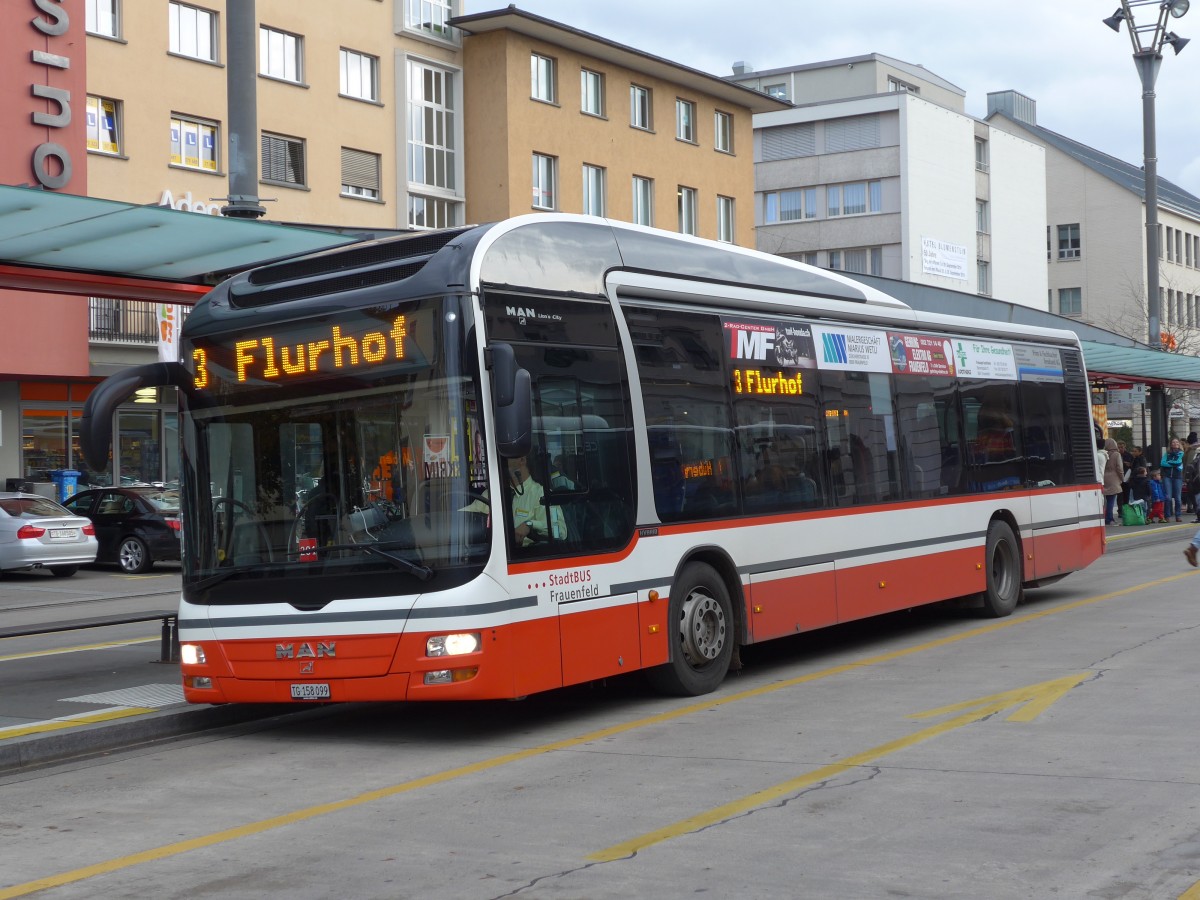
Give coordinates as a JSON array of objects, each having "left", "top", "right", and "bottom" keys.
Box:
[
  {"left": 987, "top": 90, "right": 1037, "bottom": 126},
  {"left": 732, "top": 61, "right": 753, "bottom": 76}
]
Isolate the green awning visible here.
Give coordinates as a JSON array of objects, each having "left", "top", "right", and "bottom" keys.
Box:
[
  {"left": 0, "top": 184, "right": 362, "bottom": 300},
  {"left": 1081, "top": 340, "right": 1200, "bottom": 389}
]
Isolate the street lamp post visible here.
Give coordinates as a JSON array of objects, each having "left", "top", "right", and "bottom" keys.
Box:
[{"left": 1104, "top": 0, "right": 1190, "bottom": 455}]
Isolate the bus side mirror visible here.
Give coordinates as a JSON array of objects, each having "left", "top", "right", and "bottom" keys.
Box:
[
  {"left": 80, "top": 362, "right": 190, "bottom": 472},
  {"left": 488, "top": 343, "right": 532, "bottom": 458}
]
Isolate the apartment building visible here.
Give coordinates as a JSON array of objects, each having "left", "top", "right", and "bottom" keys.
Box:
[
  {"left": 730, "top": 55, "right": 1048, "bottom": 310},
  {"left": 451, "top": 7, "right": 786, "bottom": 244},
  {"left": 987, "top": 90, "right": 1200, "bottom": 342}
]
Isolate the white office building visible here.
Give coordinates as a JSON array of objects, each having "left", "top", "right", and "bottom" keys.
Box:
[{"left": 731, "top": 55, "right": 1048, "bottom": 310}]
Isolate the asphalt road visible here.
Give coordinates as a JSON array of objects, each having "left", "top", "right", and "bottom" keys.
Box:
[{"left": 2, "top": 523, "right": 1199, "bottom": 898}]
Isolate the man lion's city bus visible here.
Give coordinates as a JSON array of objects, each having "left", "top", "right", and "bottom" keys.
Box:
[{"left": 81, "top": 215, "right": 1104, "bottom": 704}]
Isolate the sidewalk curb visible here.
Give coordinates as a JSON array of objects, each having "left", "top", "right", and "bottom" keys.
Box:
[{"left": 0, "top": 703, "right": 304, "bottom": 775}]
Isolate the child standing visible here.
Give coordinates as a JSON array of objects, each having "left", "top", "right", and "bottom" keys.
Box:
[
  {"left": 1149, "top": 468, "right": 1169, "bottom": 523},
  {"left": 1128, "top": 465, "right": 1152, "bottom": 523}
]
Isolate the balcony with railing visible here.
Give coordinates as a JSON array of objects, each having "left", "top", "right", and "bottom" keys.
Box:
[{"left": 89, "top": 298, "right": 190, "bottom": 344}]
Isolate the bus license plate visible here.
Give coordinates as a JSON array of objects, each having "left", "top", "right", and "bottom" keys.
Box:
[
  {"left": 49, "top": 529, "right": 77, "bottom": 540},
  {"left": 290, "top": 683, "right": 330, "bottom": 700}
]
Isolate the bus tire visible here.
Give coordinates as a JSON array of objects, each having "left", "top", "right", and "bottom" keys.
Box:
[
  {"left": 647, "top": 562, "right": 735, "bottom": 696},
  {"left": 981, "top": 520, "right": 1022, "bottom": 618}
]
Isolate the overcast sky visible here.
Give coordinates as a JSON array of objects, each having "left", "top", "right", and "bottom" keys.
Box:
[{"left": 484, "top": 0, "right": 1200, "bottom": 195}]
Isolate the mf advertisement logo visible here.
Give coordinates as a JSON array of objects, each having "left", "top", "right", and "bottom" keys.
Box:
[
  {"left": 821, "top": 332, "right": 848, "bottom": 365},
  {"left": 955, "top": 341, "right": 969, "bottom": 369}
]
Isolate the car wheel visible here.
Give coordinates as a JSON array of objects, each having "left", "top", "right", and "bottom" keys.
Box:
[
  {"left": 50, "top": 566, "right": 78, "bottom": 577},
  {"left": 981, "top": 520, "right": 1022, "bottom": 618},
  {"left": 118, "top": 536, "right": 153, "bottom": 574}
]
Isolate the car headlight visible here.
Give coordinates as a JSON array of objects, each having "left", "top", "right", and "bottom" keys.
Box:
[
  {"left": 180, "top": 643, "right": 206, "bottom": 665},
  {"left": 426, "top": 633, "right": 481, "bottom": 657}
]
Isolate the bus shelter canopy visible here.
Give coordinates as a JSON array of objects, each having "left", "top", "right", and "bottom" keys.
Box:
[
  {"left": 1080, "top": 340, "right": 1200, "bottom": 391},
  {"left": 0, "top": 184, "right": 362, "bottom": 304}
]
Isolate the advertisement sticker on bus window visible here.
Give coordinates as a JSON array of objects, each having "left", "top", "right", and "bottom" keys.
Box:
[
  {"left": 722, "top": 318, "right": 816, "bottom": 368},
  {"left": 950, "top": 339, "right": 1017, "bottom": 380},
  {"left": 1013, "top": 346, "right": 1064, "bottom": 383},
  {"left": 886, "top": 333, "right": 956, "bottom": 377},
  {"left": 423, "top": 434, "right": 451, "bottom": 478},
  {"left": 810, "top": 325, "right": 892, "bottom": 373}
]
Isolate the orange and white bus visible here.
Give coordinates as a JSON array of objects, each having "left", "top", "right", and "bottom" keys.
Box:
[{"left": 81, "top": 215, "right": 1104, "bottom": 703}]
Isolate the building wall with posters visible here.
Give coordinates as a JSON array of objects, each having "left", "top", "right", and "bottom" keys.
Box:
[{"left": 0, "top": 0, "right": 470, "bottom": 492}]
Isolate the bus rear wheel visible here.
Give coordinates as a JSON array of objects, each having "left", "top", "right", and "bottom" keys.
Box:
[
  {"left": 647, "top": 562, "right": 735, "bottom": 696},
  {"left": 981, "top": 520, "right": 1022, "bottom": 618}
]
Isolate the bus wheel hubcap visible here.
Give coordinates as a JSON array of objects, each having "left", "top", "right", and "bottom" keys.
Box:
[{"left": 680, "top": 591, "right": 725, "bottom": 665}]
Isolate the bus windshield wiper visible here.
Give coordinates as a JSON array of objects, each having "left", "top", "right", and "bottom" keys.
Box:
[{"left": 307, "top": 540, "right": 436, "bottom": 581}]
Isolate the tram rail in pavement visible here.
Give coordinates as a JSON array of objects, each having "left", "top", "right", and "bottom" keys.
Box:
[{"left": 0, "top": 520, "right": 1191, "bottom": 773}]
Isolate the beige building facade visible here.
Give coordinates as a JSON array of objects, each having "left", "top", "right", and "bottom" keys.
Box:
[{"left": 453, "top": 8, "right": 786, "bottom": 247}]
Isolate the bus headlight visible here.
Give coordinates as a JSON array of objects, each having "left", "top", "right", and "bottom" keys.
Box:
[
  {"left": 181, "top": 644, "right": 206, "bottom": 665},
  {"left": 426, "top": 633, "right": 481, "bottom": 657}
]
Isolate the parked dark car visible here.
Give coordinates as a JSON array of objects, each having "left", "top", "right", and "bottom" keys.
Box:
[{"left": 62, "top": 487, "right": 181, "bottom": 574}]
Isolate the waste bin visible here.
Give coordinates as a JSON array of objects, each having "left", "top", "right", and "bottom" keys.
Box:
[{"left": 49, "top": 470, "right": 80, "bottom": 503}]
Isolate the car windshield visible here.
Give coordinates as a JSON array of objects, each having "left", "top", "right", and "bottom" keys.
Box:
[
  {"left": 0, "top": 497, "right": 72, "bottom": 518},
  {"left": 179, "top": 295, "right": 490, "bottom": 604},
  {"left": 135, "top": 490, "right": 180, "bottom": 513}
]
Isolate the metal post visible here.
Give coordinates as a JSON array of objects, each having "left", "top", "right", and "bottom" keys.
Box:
[
  {"left": 1135, "top": 49, "right": 1167, "bottom": 453},
  {"left": 222, "top": 0, "right": 266, "bottom": 220}
]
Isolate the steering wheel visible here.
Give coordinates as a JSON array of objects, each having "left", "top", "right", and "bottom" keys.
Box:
[
  {"left": 287, "top": 491, "right": 341, "bottom": 557},
  {"left": 212, "top": 497, "right": 274, "bottom": 565}
]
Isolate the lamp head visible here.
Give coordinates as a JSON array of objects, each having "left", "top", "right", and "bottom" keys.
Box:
[
  {"left": 1167, "top": 0, "right": 1189, "bottom": 19},
  {"left": 1103, "top": 7, "right": 1127, "bottom": 31},
  {"left": 1165, "top": 31, "right": 1191, "bottom": 52}
]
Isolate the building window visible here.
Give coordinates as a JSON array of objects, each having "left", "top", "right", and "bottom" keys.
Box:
[
  {"left": 1058, "top": 287, "right": 1082, "bottom": 316},
  {"left": 717, "top": 196, "right": 735, "bottom": 243},
  {"left": 86, "top": 0, "right": 119, "bottom": 37},
  {"left": 827, "top": 180, "right": 882, "bottom": 217},
  {"left": 832, "top": 247, "right": 883, "bottom": 275},
  {"left": 765, "top": 84, "right": 787, "bottom": 100},
  {"left": 582, "top": 164, "right": 606, "bottom": 216},
  {"left": 259, "top": 26, "right": 303, "bottom": 83},
  {"left": 678, "top": 186, "right": 697, "bottom": 235},
  {"left": 1057, "top": 223, "right": 1080, "bottom": 259},
  {"left": 976, "top": 200, "right": 990, "bottom": 234},
  {"left": 977, "top": 260, "right": 990, "bottom": 295},
  {"left": 86, "top": 96, "right": 121, "bottom": 155},
  {"left": 581, "top": 69, "right": 605, "bottom": 117},
  {"left": 975, "top": 138, "right": 989, "bottom": 173},
  {"left": 405, "top": 0, "right": 455, "bottom": 39},
  {"left": 341, "top": 147, "right": 380, "bottom": 200},
  {"left": 632, "top": 176, "right": 654, "bottom": 227},
  {"left": 340, "top": 49, "right": 379, "bottom": 102},
  {"left": 888, "top": 76, "right": 919, "bottom": 93},
  {"left": 1188, "top": 233, "right": 1194, "bottom": 268},
  {"left": 1166, "top": 226, "right": 1174, "bottom": 262},
  {"left": 407, "top": 61, "right": 457, "bottom": 191},
  {"left": 169, "top": 2, "right": 217, "bottom": 62},
  {"left": 532, "top": 153, "right": 557, "bottom": 210},
  {"left": 408, "top": 195, "right": 459, "bottom": 229},
  {"left": 630, "top": 84, "right": 653, "bottom": 130},
  {"left": 676, "top": 99, "right": 696, "bottom": 143},
  {"left": 261, "top": 132, "right": 306, "bottom": 186},
  {"left": 714, "top": 110, "right": 733, "bottom": 154},
  {"left": 531, "top": 53, "right": 556, "bottom": 104},
  {"left": 170, "top": 115, "right": 218, "bottom": 171},
  {"left": 764, "top": 188, "right": 818, "bottom": 223}
]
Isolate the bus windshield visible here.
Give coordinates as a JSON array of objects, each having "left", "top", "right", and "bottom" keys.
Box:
[{"left": 178, "top": 295, "right": 490, "bottom": 604}]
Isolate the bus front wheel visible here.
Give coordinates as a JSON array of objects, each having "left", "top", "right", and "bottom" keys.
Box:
[
  {"left": 647, "top": 562, "right": 735, "bottom": 696},
  {"left": 981, "top": 520, "right": 1023, "bottom": 618}
]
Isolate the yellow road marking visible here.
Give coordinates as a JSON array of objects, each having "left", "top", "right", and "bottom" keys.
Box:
[
  {"left": 0, "top": 572, "right": 1188, "bottom": 898},
  {"left": 0, "top": 637, "right": 157, "bottom": 663},
  {"left": 591, "top": 673, "right": 1090, "bottom": 862}
]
